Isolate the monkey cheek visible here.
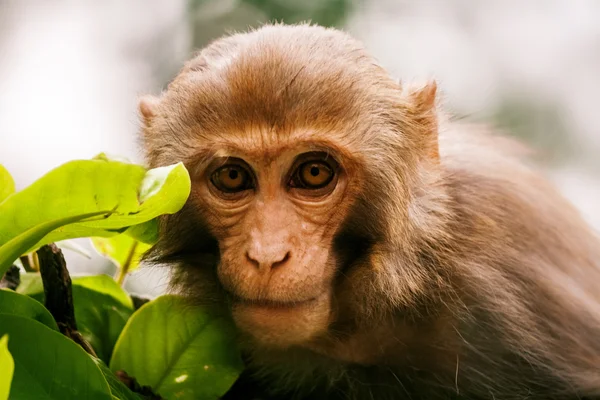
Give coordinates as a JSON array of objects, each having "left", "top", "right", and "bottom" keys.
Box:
[{"left": 231, "top": 293, "right": 332, "bottom": 349}]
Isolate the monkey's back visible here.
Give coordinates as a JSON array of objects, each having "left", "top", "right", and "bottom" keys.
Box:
[{"left": 434, "top": 121, "right": 600, "bottom": 398}]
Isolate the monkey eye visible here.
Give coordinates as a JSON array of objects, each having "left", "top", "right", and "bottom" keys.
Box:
[
  {"left": 290, "top": 160, "right": 335, "bottom": 190},
  {"left": 210, "top": 165, "right": 253, "bottom": 193}
]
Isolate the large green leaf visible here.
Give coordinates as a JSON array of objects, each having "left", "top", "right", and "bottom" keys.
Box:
[
  {"left": 0, "top": 157, "right": 190, "bottom": 274},
  {"left": 0, "top": 289, "right": 58, "bottom": 331},
  {"left": 0, "top": 335, "right": 13, "bottom": 400},
  {"left": 110, "top": 295, "right": 244, "bottom": 400},
  {"left": 91, "top": 234, "right": 152, "bottom": 274},
  {"left": 72, "top": 275, "right": 133, "bottom": 309},
  {"left": 73, "top": 286, "right": 133, "bottom": 364},
  {"left": 0, "top": 211, "right": 111, "bottom": 278},
  {"left": 69, "top": 281, "right": 134, "bottom": 364},
  {"left": 0, "top": 165, "right": 15, "bottom": 205},
  {"left": 15, "top": 274, "right": 133, "bottom": 364},
  {"left": 0, "top": 314, "right": 112, "bottom": 399}
]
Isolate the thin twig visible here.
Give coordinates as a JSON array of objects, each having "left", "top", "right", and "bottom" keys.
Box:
[
  {"left": 115, "top": 241, "right": 138, "bottom": 286},
  {"left": 31, "top": 252, "right": 40, "bottom": 271},
  {"left": 37, "top": 243, "right": 97, "bottom": 357}
]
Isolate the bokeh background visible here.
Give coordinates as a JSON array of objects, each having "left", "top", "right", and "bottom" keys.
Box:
[{"left": 1, "top": 0, "right": 599, "bottom": 295}]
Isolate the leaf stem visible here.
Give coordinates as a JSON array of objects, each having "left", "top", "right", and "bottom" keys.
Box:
[{"left": 115, "top": 241, "right": 138, "bottom": 286}]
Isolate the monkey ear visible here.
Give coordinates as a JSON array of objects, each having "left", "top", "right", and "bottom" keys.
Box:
[
  {"left": 406, "top": 80, "right": 439, "bottom": 162},
  {"left": 138, "top": 95, "right": 161, "bottom": 127},
  {"left": 409, "top": 80, "right": 437, "bottom": 113}
]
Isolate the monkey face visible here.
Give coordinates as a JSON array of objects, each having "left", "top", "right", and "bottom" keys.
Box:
[{"left": 183, "top": 139, "right": 360, "bottom": 347}]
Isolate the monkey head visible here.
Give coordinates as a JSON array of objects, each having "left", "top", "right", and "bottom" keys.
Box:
[{"left": 139, "top": 24, "right": 440, "bottom": 353}]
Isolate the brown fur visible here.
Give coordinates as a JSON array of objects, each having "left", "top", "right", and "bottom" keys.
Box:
[{"left": 140, "top": 23, "right": 600, "bottom": 399}]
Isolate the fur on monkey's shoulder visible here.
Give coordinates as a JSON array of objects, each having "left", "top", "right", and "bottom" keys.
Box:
[{"left": 139, "top": 23, "right": 600, "bottom": 400}]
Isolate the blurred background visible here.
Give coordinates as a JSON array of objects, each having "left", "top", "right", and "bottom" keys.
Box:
[{"left": 1, "top": 0, "right": 599, "bottom": 295}]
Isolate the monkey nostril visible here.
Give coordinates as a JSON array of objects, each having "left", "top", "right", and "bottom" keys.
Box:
[
  {"left": 245, "top": 251, "right": 260, "bottom": 268},
  {"left": 271, "top": 251, "right": 291, "bottom": 269}
]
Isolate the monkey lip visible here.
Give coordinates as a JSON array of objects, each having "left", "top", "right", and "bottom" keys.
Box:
[
  {"left": 230, "top": 296, "right": 318, "bottom": 311},
  {"left": 228, "top": 292, "right": 331, "bottom": 346}
]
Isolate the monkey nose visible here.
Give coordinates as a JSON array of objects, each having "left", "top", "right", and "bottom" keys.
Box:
[{"left": 245, "top": 248, "right": 291, "bottom": 271}]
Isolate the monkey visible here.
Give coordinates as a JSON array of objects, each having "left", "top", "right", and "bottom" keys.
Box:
[{"left": 137, "top": 23, "right": 600, "bottom": 400}]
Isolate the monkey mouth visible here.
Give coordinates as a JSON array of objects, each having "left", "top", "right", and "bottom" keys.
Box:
[
  {"left": 227, "top": 292, "right": 331, "bottom": 347},
  {"left": 228, "top": 294, "right": 318, "bottom": 310}
]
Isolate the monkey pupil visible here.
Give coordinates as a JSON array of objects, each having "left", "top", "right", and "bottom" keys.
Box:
[
  {"left": 228, "top": 169, "right": 239, "bottom": 180},
  {"left": 310, "top": 166, "right": 320, "bottom": 177}
]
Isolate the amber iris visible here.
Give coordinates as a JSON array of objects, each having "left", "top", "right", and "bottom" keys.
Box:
[
  {"left": 296, "top": 161, "right": 334, "bottom": 189},
  {"left": 211, "top": 166, "right": 251, "bottom": 192}
]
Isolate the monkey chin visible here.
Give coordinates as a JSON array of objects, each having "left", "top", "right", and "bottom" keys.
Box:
[{"left": 230, "top": 293, "right": 331, "bottom": 349}]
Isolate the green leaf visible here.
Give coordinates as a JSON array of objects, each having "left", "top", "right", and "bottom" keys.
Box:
[
  {"left": 15, "top": 272, "right": 44, "bottom": 297},
  {"left": 0, "top": 335, "right": 14, "bottom": 400},
  {"left": 72, "top": 275, "right": 134, "bottom": 309},
  {"left": 110, "top": 295, "right": 244, "bottom": 400},
  {"left": 92, "top": 152, "right": 133, "bottom": 164},
  {"left": 91, "top": 234, "right": 152, "bottom": 273},
  {"left": 0, "top": 314, "right": 112, "bottom": 399},
  {"left": 0, "top": 289, "right": 58, "bottom": 331},
  {"left": 0, "top": 211, "right": 112, "bottom": 278},
  {"left": 72, "top": 284, "right": 133, "bottom": 364},
  {"left": 94, "top": 359, "right": 143, "bottom": 400},
  {"left": 0, "top": 165, "right": 15, "bottom": 205},
  {"left": 14, "top": 274, "right": 134, "bottom": 364},
  {"left": 0, "top": 158, "right": 191, "bottom": 274},
  {"left": 124, "top": 219, "right": 159, "bottom": 245}
]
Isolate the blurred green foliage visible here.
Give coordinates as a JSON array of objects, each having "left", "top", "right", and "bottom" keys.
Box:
[
  {"left": 491, "top": 97, "right": 574, "bottom": 166},
  {"left": 241, "top": 0, "right": 352, "bottom": 26},
  {"left": 189, "top": 0, "right": 354, "bottom": 50}
]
